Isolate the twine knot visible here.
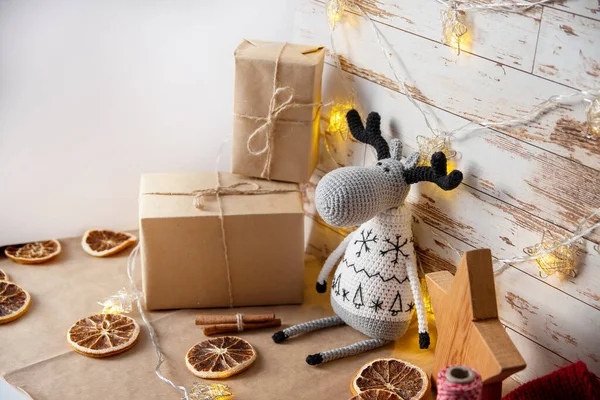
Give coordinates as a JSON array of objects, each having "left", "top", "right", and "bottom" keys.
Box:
[
  {"left": 192, "top": 182, "right": 261, "bottom": 209},
  {"left": 235, "top": 42, "right": 328, "bottom": 179},
  {"left": 246, "top": 86, "right": 296, "bottom": 157},
  {"left": 190, "top": 181, "right": 299, "bottom": 210}
]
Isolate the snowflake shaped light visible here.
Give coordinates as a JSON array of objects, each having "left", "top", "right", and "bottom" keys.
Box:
[
  {"left": 523, "top": 231, "right": 578, "bottom": 279},
  {"left": 416, "top": 134, "right": 456, "bottom": 167},
  {"left": 187, "top": 383, "right": 232, "bottom": 400},
  {"left": 585, "top": 96, "right": 600, "bottom": 138},
  {"left": 441, "top": 3, "right": 468, "bottom": 55},
  {"left": 327, "top": 101, "right": 355, "bottom": 138},
  {"left": 99, "top": 288, "right": 140, "bottom": 314},
  {"left": 326, "top": 0, "right": 345, "bottom": 29}
]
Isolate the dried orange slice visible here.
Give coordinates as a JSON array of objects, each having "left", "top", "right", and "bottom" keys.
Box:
[
  {"left": 5, "top": 240, "right": 61, "bottom": 264},
  {"left": 0, "top": 269, "right": 8, "bottom": 281},
  {"left": 81, "top": 229, "right": 137, "bottom": 257},
  {"left": 67, "top": 313, "right": 140, "bottom": 357},
  {"left": 352, "top": 358, "right": 429, "bottom": 400},
  {"left": 349, "top": 389, "right": 404, "bottom": 400},
  {"left": 185, "top": 336, "right": 257, "bottom": 379},
  {"left": 0, "top": 281, "right": 31, "bottom": 324}
]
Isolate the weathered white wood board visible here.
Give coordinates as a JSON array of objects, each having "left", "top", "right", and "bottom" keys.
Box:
[
  {"left": 497, "top": 260, "right": 600, "bottom": 374},
  {"left": 505, "top": 330, "right": 571, "bottom": 384},
  {"left": 294, "top": 0, "right": 599, "bottom": 170},
  {"left": 302, "top": 212, "right": 596, "bottom": 382},
  {"left": 303, "top": 163, "right": 600, "bottom": 312},
  {"left": 341, "top": 0, "right": 542, "bottom": 71},
  {"left": 534, "top": 7, "right": 600, "bottom": 89},
  {"left": 319, "top": 64, "right": 600, "bottom": 245},
  {"left": 548, "top": 0, "right": 600, "bottom": 21},
  {"left": 293, "top": 0, "right": 600, "bottom": 385}
]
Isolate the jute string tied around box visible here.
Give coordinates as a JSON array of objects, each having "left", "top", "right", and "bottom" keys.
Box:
[
  {"left": 235, "top": 42, "right": 331, "bottom": 179},
  {"left": 143, "top": 174, "right": 300, "bottom": 307}
]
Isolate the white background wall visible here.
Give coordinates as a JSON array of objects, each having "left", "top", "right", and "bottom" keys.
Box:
[
  {"left": 0, "top": 0, "right": 295, "bottom": 246},
  {"left": 0, "top": 1, "right": 293, "bottom": 397}
]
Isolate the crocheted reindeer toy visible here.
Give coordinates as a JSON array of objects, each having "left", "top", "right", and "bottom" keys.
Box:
[{"left": 272, "top": 109, "right": 463, "bottom": 365}]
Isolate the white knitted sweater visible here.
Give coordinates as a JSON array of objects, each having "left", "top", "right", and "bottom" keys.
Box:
[{"left": 325, "top": 204, "right": 428, "bottom": 340}]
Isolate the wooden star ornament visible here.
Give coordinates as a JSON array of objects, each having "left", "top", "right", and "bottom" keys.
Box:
[{"left": 426, "top": 249, "right": 526, "bottom": 400}]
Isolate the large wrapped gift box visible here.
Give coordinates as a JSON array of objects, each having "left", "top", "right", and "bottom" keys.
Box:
[
  {"left": 139, "top": 172, "right": 305, "bottom": 310},
  {"left": 232, "top": 39, "right": 325, "bottom": 183}
]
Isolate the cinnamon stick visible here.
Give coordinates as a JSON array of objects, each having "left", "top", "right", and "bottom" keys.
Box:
[
  {"left": 195, "top": 313, "right": 275, "bottom": 325},
  {"left": 203, "top": 319, "right": 282, "bottom": 336}
]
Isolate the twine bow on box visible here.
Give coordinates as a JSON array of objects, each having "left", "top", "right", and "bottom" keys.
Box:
[
  {"left": 235, "top": 43, "right": 329, "bottom": 180},
  {"left": 144, "top": 180, "right": 298, "bottom": 210},
  {"left": 195, "top": 181, "right": 298, "bottom": 210}
]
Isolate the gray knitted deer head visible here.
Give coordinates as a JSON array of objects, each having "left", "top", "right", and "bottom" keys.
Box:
[
  {"left": 273, "top": 110, "right": 463, "bottom": 366},
  {"left": 316, "top": 110, "right": 463, "bottom": 228}
]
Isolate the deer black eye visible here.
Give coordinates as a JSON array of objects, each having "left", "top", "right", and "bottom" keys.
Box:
[
  {"left": 376, "top": 162, "right": 382, "bottom": 166},
  {"left": 383, "top": 167, "right": 390, "bottom": 173}
]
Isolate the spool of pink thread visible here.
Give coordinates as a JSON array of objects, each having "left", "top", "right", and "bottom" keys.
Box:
[{"left": 437, "top": 365, "right": 483, "bottom": 400}]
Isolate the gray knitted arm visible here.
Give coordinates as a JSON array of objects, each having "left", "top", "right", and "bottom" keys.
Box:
[
  {"left": 316, "top": 233, "right": 353, "bottom": 293},
  {"left": 406, "top": 259, "right": 430, "bottom": 349}
]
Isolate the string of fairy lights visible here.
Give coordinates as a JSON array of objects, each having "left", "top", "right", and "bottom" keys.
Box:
[
  {"left": 436, "top": 0, "right": 558, "bottom": 55},
  {"left": 122, "top": 246, "right": 231, "bottom": 400},
  {"left": 323, "top": 0, "right": 600, "bottom": 278},
  {"left": 105, "top": 3, "right": 598, "bottom": 399}
]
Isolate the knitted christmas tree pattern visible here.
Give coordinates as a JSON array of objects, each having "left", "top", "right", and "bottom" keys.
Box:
[{"left": 330, "top": 206, "right": 419, "bottom": 341}]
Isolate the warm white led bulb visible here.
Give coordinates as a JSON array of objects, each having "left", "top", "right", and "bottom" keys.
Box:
[
  {"left": 586, "top": 97, "right": 600, "bottom": 137},
  {"left": 327, "top": 0, "right": 345, "bottom": 28}
]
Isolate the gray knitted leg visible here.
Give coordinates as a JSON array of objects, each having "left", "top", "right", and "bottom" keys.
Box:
[
  {"left": 272, "top": 316, "right": 344, "bottom": 343},
  {"left": 306, "top": 338, "right": 391, "bottom": 365}
]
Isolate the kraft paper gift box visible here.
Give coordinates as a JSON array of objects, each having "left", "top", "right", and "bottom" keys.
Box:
[
  {"left": 232, "top": 39, "right": 325, "bottom": 183},
  {"left": 139, "top": 172, "right": 305, "bottom": 310}
]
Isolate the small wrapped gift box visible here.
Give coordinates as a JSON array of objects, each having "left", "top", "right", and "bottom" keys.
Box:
[
  {"left": 232, "top": 39, "right": 325, "bottom": 183},
  {"left": 139, "top": 172, "right": 305, "bottom": 310}
]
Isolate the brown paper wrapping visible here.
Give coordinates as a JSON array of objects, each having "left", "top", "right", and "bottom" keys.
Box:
[
  {"left": 232, "top": 39, "right": 325, "bottom": 183},
  {"left": 0, "top": 235, "right": 439, "bottom": 400},
  {"left": 139, "top": 172, "right": 305, "bottom": 310}
]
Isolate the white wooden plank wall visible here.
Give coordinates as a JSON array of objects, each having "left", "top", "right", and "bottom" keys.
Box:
[{"left": 292, "top": 0, "right": 600, "bottom": 384}]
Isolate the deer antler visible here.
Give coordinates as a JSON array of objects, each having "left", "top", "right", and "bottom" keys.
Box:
[
  {"left": 404, "top": 152, "right": 463, "bottom": 191},
  {"left": 346, "top": 110, "right": 390, "bottom": 160}
]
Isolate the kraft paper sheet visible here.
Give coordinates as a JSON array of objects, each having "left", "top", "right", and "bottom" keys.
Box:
[{"left": 1, "top": 233, "right": 438, "bottom": 400}]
